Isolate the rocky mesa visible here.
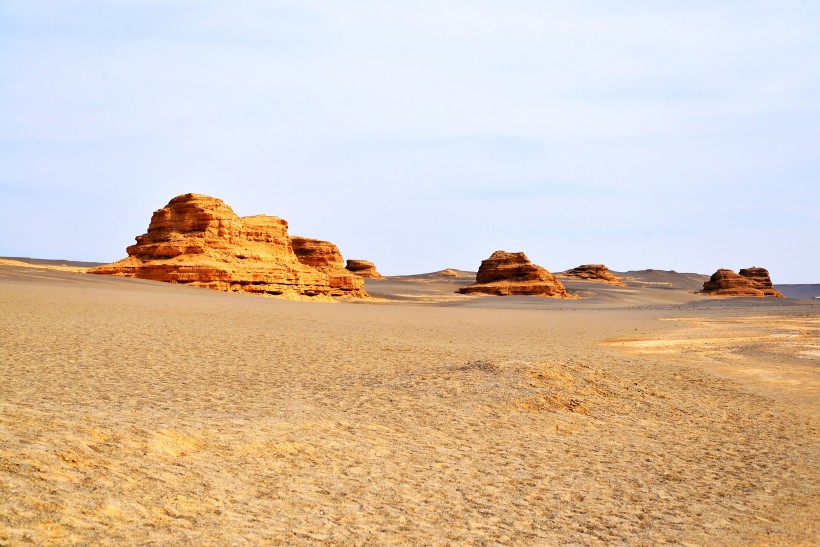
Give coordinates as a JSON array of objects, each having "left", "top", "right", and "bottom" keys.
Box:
[
  {"left": 89, "top": 193, "right": 367, "bottom": 299},
  {"left": 457, "top": 251, "right": 573, "bottom": 298},
  {"left": 560, "top": 264, "right": 626, "bottom": 286},
  {"left": 699, "top": 267, "right": 784, "bottom": 298}
]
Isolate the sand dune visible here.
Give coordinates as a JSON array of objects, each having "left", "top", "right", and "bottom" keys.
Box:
[
  {"left": 0, "top": 257, "right": 97, "bottom": 274},
  {"left": 1, "top": 264, "right": 818, "bottom": 544}
]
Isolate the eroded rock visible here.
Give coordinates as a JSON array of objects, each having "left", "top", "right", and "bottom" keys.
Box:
[
  {"left": 560, "top": 264, "right": 626, "bottom": 286},
  {"left": 90, "top": 193, "right": 367, "bottom": 299},
  {"left": 346, "top": 259, "right": 383, "bottom": 279},
  {"left": 290, "top": 236, "right": 367, "bottom": 296},
  {"left": 457, "top": 251, "right": 573, "bottom": 298},
  {"left": 700, "top": 267, "right": 783, "bottom": 297}
]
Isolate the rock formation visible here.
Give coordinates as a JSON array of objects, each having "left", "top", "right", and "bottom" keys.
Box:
[
  {"left": 290, "top": 236, "right": 345, "bottom": 272},
  {"left": 438, "top": 269, "right": 459, "bottom": 277},
  {"left": 457, "top": 251, "right": 573, "bottom": 298},
  {"left": 560, "top": 264, "right": 626, "bottom": 286},
  {"left": 700, "top": 267, "right": 783, "bottom": 297},
  {"left": 738, "top": 267, "right": 782, "bottom": 296},
  {"left": 289, "top": 236, "right": 368, "bottom": 294},
  {"left": 89, "top": 193, "right": 367, "bottom": 299},
  {"left": 345, "top": 259, "right": 383, "bottom": 279}
]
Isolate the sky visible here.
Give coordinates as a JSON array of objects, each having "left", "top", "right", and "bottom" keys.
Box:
[{"left": 1, "top": 1, "right": 818, "bottom": 282}]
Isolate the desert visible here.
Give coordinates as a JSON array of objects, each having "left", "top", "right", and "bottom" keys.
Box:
[
  {"left": 2, "top": 4, "right": 819, "bottom": 544},
  {"left": 1, "top": 257, "right": 818, "bottom": 545}
]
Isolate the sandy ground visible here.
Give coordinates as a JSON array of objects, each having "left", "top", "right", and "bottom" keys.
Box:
[{"left": 1, "top": 265, "right": 818, "bottom": 545}]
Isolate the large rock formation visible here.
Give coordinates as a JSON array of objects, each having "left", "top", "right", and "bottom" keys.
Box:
[
  {"left": 700, "top": 267, "right": 783, "bottom": 297},
  {"left": 89, "top": 193, "right": 367, "bottom": 299},
  {"left": 345, "top": 259, "right": 383, "bottom": 279},
  {"left": 560, "top": 264, "right": 626, "bottom": 286},
  {"left": 457, "top": 251, "right": 572, "bottom": 298}
]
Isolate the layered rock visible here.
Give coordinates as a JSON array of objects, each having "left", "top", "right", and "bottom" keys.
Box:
[
  {"left": 738, "top": 267, "right": 782, "bottom": 296},
  {"left": 90, "top": 193, "right": 367, "bottom": 299},
  {"left": 560, "top": 264, "right": 626, "bottom": 286},
  {"left": 346, "top": 259, "right": 383, "bottom": 279},
  {"left": 290, "top": 236, "right": 345, "bottom": 271},
  {"left": 290, "top": 236, "right": 367, "bottom": 295},
  {"left": 700, "top": 267, "right": 783, "bottom": 297},
  {"left": 457, "top": 251, "right": 572, "bottom": 298}
]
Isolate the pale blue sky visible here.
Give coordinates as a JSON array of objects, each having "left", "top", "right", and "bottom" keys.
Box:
[{"left": 1, "top": 1, "right": 818, "bottom": 282}]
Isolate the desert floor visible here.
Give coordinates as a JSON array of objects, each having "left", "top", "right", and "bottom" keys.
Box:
[{"left": 1, "top": 265, "right": 818, "bottom": 545}]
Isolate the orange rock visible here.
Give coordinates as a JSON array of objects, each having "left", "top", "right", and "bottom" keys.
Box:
[
  {"left": 345, "top": 259, "right": 383, "bottom": 279},
  {"left": 290, "top": 236, "right": 367, "bottom": 297},
  {"left": 560, "top": 264, "right": 626, "bottom": 286},
  {"left": 89, "top": 193, "right": 367, "bottom": 299},
  {"left": 738, "top": 267, "right": 783, "bottom": 297},
  {"left": 457, "top": 251, "right": 573, "bottom": 298},
  {"left": 700, "top": 267, "right": 784, "bottom": 297},
  {"left": 290, "top": 236, "right": 346, "bottom": 272}
]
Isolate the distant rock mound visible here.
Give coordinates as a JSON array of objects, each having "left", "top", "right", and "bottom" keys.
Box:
[
  {"left": 438, "top": 269, "right": 459, "bottom": 277},
  {"left": 345, "top": 259, "right": 383, "bottom": 279},
  {"left": 90, "top": 193, "right": 367, "bottom": 299},
  {"left": 560, "top": 264, "right": 626, "bottom": 286},
  {"left": 457, "top": 251, "right": 573, "bottom": 298},
  {"left": 700, "top": 267, "right": 783, "bottom": 298},
  {"left": 620, "top": 269, "right": 709, "bottom": 291}
]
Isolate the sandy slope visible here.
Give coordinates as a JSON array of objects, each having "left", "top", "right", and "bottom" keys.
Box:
[{"left": 1, "top": 265, "right": 818, "bottom": 545}]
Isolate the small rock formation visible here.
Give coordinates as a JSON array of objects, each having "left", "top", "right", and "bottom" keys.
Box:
[
  {"left": 738, "top": 267, "right": 782, "bottom": 296},
  {"left": 90, "top": 193, "right": 367, "bottom": 299},
  {"left": 457, "top": 251, "right": 573, "bottom": 298},
  {"left": 700, "top": 267, "right": 784, "bottom": 297},
  {"left": 345, "top": 259, "right": 383, "bottom": 279},
  {"left": 560, "top": 264, "right": 626, "bottom": 286},
  {"left": 438, "top": 269, "right": 459, "bottom": 277},
  {"left": 290, "top": 236, "right": 345, "bottom": 272},
  {"left": 290, "top": 236, "right": 367, "bottom": 295}
]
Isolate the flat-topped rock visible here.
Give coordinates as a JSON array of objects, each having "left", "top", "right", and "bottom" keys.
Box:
[
  {"left": 89, "top": 193, "right": 367, "bottom": 299},
  {"left": 560, "top": 264, "right": 626, "bottom": 286},
  {"left": 457, "top": 251, "right": 573, "bottom": 298},
  {"left": 700, "top": 267, "right": 783, "bottom": 297},
  {"left": 346, "top": 259, "right": 383, "bottom": 279}
]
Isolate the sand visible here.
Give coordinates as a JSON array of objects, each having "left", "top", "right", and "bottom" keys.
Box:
[{"left": 1, "top": 264, "right": 818, "bottom": 545}]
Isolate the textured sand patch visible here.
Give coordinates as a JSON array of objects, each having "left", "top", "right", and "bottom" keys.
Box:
[{"left": 1, "top": 267, "right": 818, "bottom": 544}]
